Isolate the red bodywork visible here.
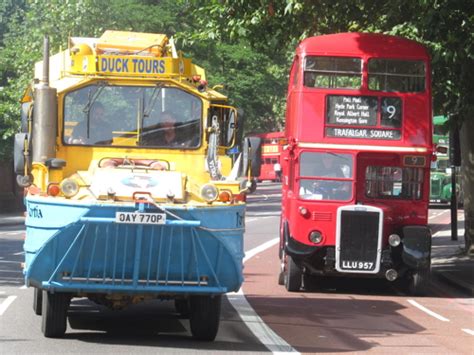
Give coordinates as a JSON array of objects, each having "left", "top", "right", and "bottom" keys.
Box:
[
  {"left": 252, "top": 131, "right": 285, "bottom": 181},
  {"left": 281, "top": 33, "right": 432, "bottom": 275}
]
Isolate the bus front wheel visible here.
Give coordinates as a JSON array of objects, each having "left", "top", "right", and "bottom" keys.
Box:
[
  {"left": 405, "top": 267, "right": 431, "bottom": 296},
  {"left": 284, "top": 255, "right": 302, "bottom": 292},
  {"left": 41, "top": 291, "right": 71, "bottom": 338},
  {"left": 189, "top": 295, "right": 221, "bottom": 341}
]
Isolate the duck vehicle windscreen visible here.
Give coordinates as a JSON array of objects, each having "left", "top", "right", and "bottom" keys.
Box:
[{"left": 13, "top": 31, "right": 260, "bottom": 341}]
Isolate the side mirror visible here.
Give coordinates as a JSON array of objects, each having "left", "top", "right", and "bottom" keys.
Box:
[
  {"left": 14, "top": 133, "right": 30, "bottom": 175},
  {"left": 226, "top": 109, "right": 236, "bottom": 146},
  {"left": 20, "top": 101, "right": 33, "bottom": 133},
  {"left": 242, "top": 136, "right": 262, "bottom": 177},
  {"left": 14, "top": 132, "right": 33, "bottom": 187}
]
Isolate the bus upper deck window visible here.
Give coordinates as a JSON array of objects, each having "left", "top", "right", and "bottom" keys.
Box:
[
  {"left": 303, "top": 56, "right": 362, "bottom": 89},
  {"left": 368, "top": 59, "right": 425, "bottom": 92}
]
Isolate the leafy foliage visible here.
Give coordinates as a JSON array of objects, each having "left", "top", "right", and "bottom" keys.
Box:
[{"left": 0, "top": 0, "right": 286, "bottom": 160}]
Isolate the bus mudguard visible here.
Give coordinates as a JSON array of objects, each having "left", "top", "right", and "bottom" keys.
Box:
[{"left": 401, "top": 226, "right": 432, "bottom": 269}]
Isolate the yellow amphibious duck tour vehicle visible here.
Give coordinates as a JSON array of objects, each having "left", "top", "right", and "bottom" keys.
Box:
[{"left": 14, "top": 31, "right": 261, "bottom": 341}]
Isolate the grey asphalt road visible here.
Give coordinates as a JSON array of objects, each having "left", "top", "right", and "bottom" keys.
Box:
[{"left": 2, "top": 183, "right": 470, "bottom": 354}]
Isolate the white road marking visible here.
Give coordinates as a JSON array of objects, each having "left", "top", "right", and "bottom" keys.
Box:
[
  {"left": 0, "top": 291, "right": 5, "bottom": 294},
  {"left": 227, "top": 238, "right": 299, "bottom": 354},
  {"left": 0, "top": 296, "right": 17, "bottom": 316},
  {"left": 428, "top": 209, "right": 450, "bottom": 220},
  {"left": 462, "top": 328, "right": 474, "bottom": 336},
  {"left": 13, "top": 251, "right": 24, "bottom": 256},
  {"left": 0, "top": 260, "right": 22, "bottom": 264},
  {"left": 408, "top": 299, "right": 450, "bottom": 322},
  {"left": 19, "top": 285, "right": 27, "bottom": 290},
  {"left": 246, "top": 215, "right": 278, "bottom": 223},
  {"left": 244, "top": 238, "right": 279, "bottom": 263}
]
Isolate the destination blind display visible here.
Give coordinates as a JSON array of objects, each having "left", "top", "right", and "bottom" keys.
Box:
[
  {"left": 327, "top": 96, "right": 377, "bottom": 126},
  {"left": 326, "top": 95, "right": 402, "bottom": 140}
]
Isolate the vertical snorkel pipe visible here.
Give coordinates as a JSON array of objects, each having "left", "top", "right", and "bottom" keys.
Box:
[{"left": 32, "top": 36, "right": 57, "bottom": 163}]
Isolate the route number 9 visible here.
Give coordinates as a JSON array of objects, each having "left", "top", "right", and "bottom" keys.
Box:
[{"left": 387, "top": 105, "right": 396, "bottom": 119}]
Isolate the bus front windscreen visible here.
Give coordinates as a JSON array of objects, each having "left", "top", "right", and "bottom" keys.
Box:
[
  {"left": 63, "top": 84, "right": 202, "bottom": 148},
  {"left": 299, "top": 152, "right": 353, "bottom": 201}
]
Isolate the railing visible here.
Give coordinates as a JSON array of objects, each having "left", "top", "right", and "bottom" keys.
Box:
[{"left": 41, "top": 217, "right": 229, "bottom": 294}]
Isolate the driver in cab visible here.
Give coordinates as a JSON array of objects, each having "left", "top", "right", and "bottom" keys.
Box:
[
  {"left": 68, "top": 103, "right": 113, "bottom": 145},
  {"left": 299, "top": 153, "right": 351, "bottom": 201}
]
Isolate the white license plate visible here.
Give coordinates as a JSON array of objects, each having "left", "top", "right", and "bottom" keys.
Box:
[{"left": 115, "top": 212, "right": 166, "bottom": 225}]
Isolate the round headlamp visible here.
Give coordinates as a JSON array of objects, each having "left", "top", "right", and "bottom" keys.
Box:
[
  {"left": 388, "top": 234, "right": 401, "bottom": 247},
  {"left": 200, "top": 184, "right": 218, "bottom": 202},
  {"left": 309, "top": 230, "right": 323, "bottom": 244},
  {"left": 60, "top": 178, "right": 79, "bottom": 198}
]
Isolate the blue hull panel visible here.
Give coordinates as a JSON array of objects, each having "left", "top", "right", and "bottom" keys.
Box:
[{"left": 24, "top": 197, "right": 245, "bottom": 295}]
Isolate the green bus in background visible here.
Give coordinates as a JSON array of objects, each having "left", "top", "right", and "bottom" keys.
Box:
[{"left": 430, "top": 115, "right": 463, "bottom": 205}]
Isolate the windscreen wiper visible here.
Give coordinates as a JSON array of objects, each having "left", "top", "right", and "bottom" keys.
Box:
[{"left": 82, "top": 81, "right": 106, "bottom": 138}]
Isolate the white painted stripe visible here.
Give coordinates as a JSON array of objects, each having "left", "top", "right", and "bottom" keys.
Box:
[
  {"left": 462, "top": 328, "right": 474, "bottom": 336},
  {"left": 298, "top": 142, "right": 428, "bottom": 153},
  {"left": 246, "top": 215, "right": 279, "bottom": 223},
  {"left": 0, "top": 291, "right": 5, "bottom": 294},
  {"left": 13, "top": 251, "right": 24, "bottom": 256},
  {"left": 19, "top": 285, "right": 27, "bottom": 290},
  {"left": 0, "top": 260, "right": 22, "bottom": 264},
  {"left": 408, "top": 299, "right": 450, "bottom": 322},
  {"left": 227, "top": 238, "right": 299, "bottom": 354},
  {"left": 0, "top": 296, "right": 17, "bottom": 316},
  {"left": 244, "top": 238, "right": 279, "bottom": 263},
  {"left": 428, "top": 209, "right": 450, "bottom": 220}
]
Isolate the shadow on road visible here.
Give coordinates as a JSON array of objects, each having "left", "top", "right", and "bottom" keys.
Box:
[{"left": 65, "top": 297, "right": 267, "bottom": 352}]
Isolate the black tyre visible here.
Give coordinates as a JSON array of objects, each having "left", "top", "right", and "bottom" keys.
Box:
[
  {"left": 174, "top": 298, "right": 190, "bottom": 317},
  {"left": 33, "top": 287, "right": 42, "bottom": 316},
  {"left": 408, "top": 267, "right": 431, "bottom": 296},
  {"left": 284, "top": 255, "right": 302, "bottom": 292},
  {"left": 41, "top": 291, "right": 71, "bottom": 338},
  {"left": 189, "top": 295, "right": 221, "bottom": 341},
  {"left": 278, "top": 270, "right": 285, "bottom": 285}
]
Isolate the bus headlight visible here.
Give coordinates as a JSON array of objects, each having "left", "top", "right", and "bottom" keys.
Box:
[
  {"left": 60, "top": 178, "right": 79, "bottom": 198},
  {"left": 309, "top": 230, "right": 323, "bottom": 244},
  {"left": 200, "top": 184, "right": 218, "bottom": 202},
  {"left": 388, "top": 234, "right": 401, "bottom": 247}
]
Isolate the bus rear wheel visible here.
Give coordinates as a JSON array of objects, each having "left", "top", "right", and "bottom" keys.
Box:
[
  {"left": 41, "top": 291, "right": 71, "bottom": 338},
  {"left": 189, "top": 295, "right": 221, "bottom": 341},
  {"left": 284, "top": 255, "right": 302, "bottom": 292}
]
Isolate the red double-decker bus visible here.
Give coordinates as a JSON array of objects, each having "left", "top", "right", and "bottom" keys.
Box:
[
  {"left": 252, "top": 132, "right": 285, "bottom": 182},
  {"left": 279, "top": 33, "right": 433, "bottom": 295}
]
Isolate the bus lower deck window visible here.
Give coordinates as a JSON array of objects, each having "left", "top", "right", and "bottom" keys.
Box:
[{"left": 365, "top": 166, "right": 423, "bottom": 200}]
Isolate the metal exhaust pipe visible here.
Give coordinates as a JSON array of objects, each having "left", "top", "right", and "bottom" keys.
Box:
[
  {"left": 42, "top": 36, "right": 49, "bottom": 85},
  {"left": 32, "top": 35, "right": 57, "bottom": 163},
  {"left": 385, "top": 269, "right": 398, "bottom": 282}
]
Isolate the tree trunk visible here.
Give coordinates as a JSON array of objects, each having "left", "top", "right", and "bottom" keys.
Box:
[{"left": 460, "top": 118, "right": 474, "bottom": 254}]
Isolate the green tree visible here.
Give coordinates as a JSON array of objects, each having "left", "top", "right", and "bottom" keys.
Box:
[{"left": 191, "top": 0, "right": 474, "bottom": 251}]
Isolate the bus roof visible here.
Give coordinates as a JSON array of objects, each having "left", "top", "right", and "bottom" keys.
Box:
[{"left": 297, "top": 32, "right": 429, "bottom": 59}]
